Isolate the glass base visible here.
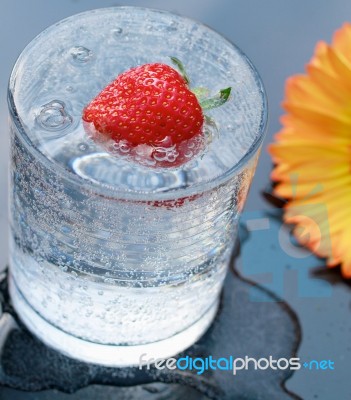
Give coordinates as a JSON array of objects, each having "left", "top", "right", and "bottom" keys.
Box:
[{"left": 9, "top": 275, "right": 218, "bottom": 367}]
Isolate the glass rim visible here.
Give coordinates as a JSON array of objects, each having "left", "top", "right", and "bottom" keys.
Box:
[{"left": 8, "top": 6, "right": 268, "bottom": 202}]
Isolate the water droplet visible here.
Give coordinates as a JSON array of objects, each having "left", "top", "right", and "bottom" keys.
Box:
[
  {"left": 112, "top": 27, "right": 123, "bottom": 38},
  {"left": 70, "top": 46, "right": 93, "bottom": 64},
  {"left": 66, "top": 86, "right": 75, "bottom": 93},
  {"left": 37, "top": 100, "right": 72, "bottom": 132},
  {"left": 98, "top": 290, "right": 104, "bottom": 296}
]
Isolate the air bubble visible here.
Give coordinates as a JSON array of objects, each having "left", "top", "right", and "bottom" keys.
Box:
[
  {"left": 78, "top": 26, "right": 88, "bottom": 34},
  {"left": 135, "top": 156, "right": 157, "bottom": 167},
  {"left": 166, "top": 153, "right": 177, "bottom": 162},
  {"left": 61, "top": 226, "right": 71, "bottom": 234},
  {"left": 112, "top": 27, "right": 123, "bottom": 38},
  {"left": 167, "top": 21, "right": 178, "bottom": 32},
  {"left": 70, "top": 46, "right": 93, "bottom": 64},
  {"left": 37, "top": 100, "right": 72, "bottom": 132},
  {"left": 119, "top": 141, "right": 131, "bottom": 153},
  {"left": 188, "top": 142, "right": 195, "bottom": 149},
  {"left": 152, "top": 148, "right": 167, "bottom": 162},
  {"left": 78, "top": 143, "right": 88, "bottom": 152},
  {"left": 107, "top": 143, "right": 116, "bottom": 153}
]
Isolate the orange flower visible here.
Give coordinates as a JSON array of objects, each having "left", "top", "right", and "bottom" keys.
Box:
[{"left": 269, "top": 23, "right": 351, "bottom": 278}]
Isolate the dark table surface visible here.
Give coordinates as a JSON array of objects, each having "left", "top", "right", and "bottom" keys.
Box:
[{"left": 1, "top": 1, "right": 351, "bottom": 399}]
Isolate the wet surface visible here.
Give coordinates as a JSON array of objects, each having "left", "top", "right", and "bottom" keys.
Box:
[
  {"left": 237, "top": 210, "right": 351, "bottom": 400},
  {"left": 0, "top": 259, "right": 300, "bottom": 400}
]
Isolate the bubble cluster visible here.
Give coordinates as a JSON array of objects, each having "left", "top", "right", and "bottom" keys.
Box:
[
  {"left": 153, "top": 147, "right": 179, "bottom": 163},
  {"left": 37, "top": 100, "right": 72, "bottom": 132}
]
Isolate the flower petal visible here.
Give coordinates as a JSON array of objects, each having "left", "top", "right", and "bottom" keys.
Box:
[{"left": 269, "top": 23, "right": 351, "bottom": 278}]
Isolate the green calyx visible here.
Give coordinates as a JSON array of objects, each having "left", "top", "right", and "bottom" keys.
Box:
[
  {"left": 170, "top": 56, "right": 190, "bottom": 85},
  {"left": 199, "top": 87, "right": 232, "bottom": 110},
  {"left": 170, "top": 57, "right": 232, "bottom": 111}
]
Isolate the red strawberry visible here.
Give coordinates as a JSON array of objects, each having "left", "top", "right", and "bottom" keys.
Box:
[
  {"left": 83, "top": 63, "right": 204, "bottom": 167},
  {"left": 83, "top": 59, "right": 231, "bottom": 168}
]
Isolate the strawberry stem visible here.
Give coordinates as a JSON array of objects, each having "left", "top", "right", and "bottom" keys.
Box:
[
  {"left": 200, "top": 87, "right": 232, "bottom": 110},
  {"left": 192, "top": 87, "right": 210, "bottom": 101},
  {"left": 170, "top": 56, "right": 190, "bottom": 85},
  {"left": 170, "top": 57, "right": 232, "bottom": 111}
]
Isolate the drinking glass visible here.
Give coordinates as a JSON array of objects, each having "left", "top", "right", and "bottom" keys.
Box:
[{"left": 8, "top": 7, "right": 267, "bottom": 366}]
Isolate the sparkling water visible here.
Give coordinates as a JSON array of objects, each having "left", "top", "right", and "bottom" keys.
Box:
[{"left": 8, "top": 7, "right": 266, "bottom": 365}]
